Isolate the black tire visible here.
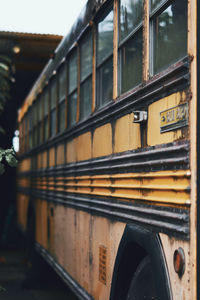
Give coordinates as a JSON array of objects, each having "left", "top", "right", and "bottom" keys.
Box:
[{"left": 126, "top": 256, "right": 157, "bottom": 300}]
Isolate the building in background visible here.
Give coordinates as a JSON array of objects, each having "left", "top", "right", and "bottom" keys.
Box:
[{"left": 0, "top": 31, "right": 62, "bottom": 245}]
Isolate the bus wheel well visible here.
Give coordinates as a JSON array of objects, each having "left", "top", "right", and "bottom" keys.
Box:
[
  {"left": 110, "top": 224, "right": 172, "bottom": 300},
  {"left": 111, "top": 242, "right": 147, "bottom": 300}
]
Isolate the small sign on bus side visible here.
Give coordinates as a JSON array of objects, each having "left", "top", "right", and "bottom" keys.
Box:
[{"left": 160, "top": 103, "right": 188, "bottom": 133}]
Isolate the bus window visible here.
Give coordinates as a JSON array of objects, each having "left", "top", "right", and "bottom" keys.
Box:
[
  {"left": 28, "top": 107, "right": 32, "bottom": 150},
  {"left": 151, "top": 0, "right": 187, "bottom": 74},
  {"left": 119, "top": 0, "right": 143, "bottom": 94},
  {"left": 50, "top": 78, "right": 57, "bottom": 136},
  {"left": 58, "top": 64, "right": 66, "bottom": 132},
  {"left": 96, "top": 8, "right": 113, "bottom": 108},
  {"left": 37, "top": 94, "right": 43, "bottom": 144},
  {"left": 44, "top": 87, "right": 49, "bottom": 141},
  {"left": 68, "top": 50, "right": 77, "bottom": 127},
  {"left": 32, "top": 102, "right": 37, "bottom": 148},
  {"left": 150, "top": 0, "right": 166, "bottom": 12},
  {"left": 80, "top": 32, "right": 92, "bottom": 120}
]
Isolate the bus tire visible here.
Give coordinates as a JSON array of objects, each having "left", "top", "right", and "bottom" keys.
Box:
[{"left": 126, "top": 256, "right": 157, "bottom": 300}]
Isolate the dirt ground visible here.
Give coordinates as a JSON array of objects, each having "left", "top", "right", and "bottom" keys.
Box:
[{"left": 0, "top": 248, "right": 78, "bottom": 300}]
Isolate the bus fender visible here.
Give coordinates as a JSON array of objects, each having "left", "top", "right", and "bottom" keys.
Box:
[{"left": 109, "top": 224, "right": 172, "bottom": 300}]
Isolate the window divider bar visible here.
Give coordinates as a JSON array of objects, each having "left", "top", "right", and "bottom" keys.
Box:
[
  {"left": 143, "top": 0, "right": 150, "bottom": 82},
  {"left": 113, "top": 0, "right": 118, "bottom": 100},
  {"left": 92, "top": 25, "right": 96, "bottom": 113},
  {"left": 76, "top": 45, "right": 81, "bottom": 123},
  {"left": 65, "top": 62, "right": 68, "bottom": 130},
  {"left": 56, "top": 76, "right": 59, "bottom": 135}
]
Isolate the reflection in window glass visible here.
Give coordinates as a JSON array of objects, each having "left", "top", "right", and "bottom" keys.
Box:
[
  {"left": 80, "top": 32, "right": 93, "bottom": 120},
  {"left": 153, "top": 0, "right": 187, "bottom": 74},
  {"left": 121, "top": 30, "right": 143, "bottom": 93},
  {"left": 80, "top": 79, "right": 92, "bottom": 119},
  {"left": 151, "top": 0, "right": 165, "bottom": 12},
  {"left": 38, "top": 97, "right": 43, "bottom": 121},
  {"left": 44, "top": 89, "right": 49, "bottom": 115},
  {"left": 97, "top": 10, "right": 113, "bottom": 65},
  {"left": 50, "top": 78, "right": 57, "bottom": 108},
  {"left": 59, "top": 101, "right": 66, "bottom": 132},
  {"left": 33, "top": 104, "right": 37, "bottom": 127},
  {"left": 68, "top": 92, "right": 77, "bottom": 127},
  {"left": 50, "top": 109, "right": 56, "bottom": 136},
  {"left": 44, "top": 118, "right": 48, "bottom": 141},
  {"left": 81, "top": 34, "right": 92, "bottom": 81},
  {"left": 97, "top": 58, "right": 113, "bottom": 107},
  {"left": 120, "top": 0, "right": 143, "bottom": 41},
  {"left": 39, "top": 124, "right": 43, "bottom": 144},
  {"left": 59, "top": 65, "right": 66, "bottom": 101},
  {"left": 69, "top": 52, "right": 77, "bottom": 94},
  {"left": 28, "top": 109, "right": 32, "bottom": 131}
]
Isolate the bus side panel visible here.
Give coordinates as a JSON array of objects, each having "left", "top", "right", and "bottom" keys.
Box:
[
  {"left": 160, "top": 233, "right": 190, "bottom": 300},
  {"left": 49, "top": 205, "right": 125, "bottom": 300}
]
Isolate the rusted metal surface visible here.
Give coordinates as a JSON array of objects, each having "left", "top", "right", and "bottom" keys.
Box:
[{"left": 18, "top": 60, "right": 190, "bottom": 159}]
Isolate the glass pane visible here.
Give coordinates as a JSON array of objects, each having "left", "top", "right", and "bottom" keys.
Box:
[
  {"left": 50, "top": 78, "right": 57, "bottom": 109},
  {"left": 58, "top": 101, "right": 66, "bottom": 132},
  {"left": 44, "top": 89, "right": 49, "bottom": 116},
  {"left": 121, "top": 29, "right": 143, "bottom": 93},
  {"left": 69, "top": 51, "right": 77, "bottom": 94},
  {"left": 153, "top": 0, "right": 187, "bottom": 74},
  {"left": 33, "top": 127, "right": 37, "bottom": 148},
  {"left": 80, "top": 77, "right": 92, "bottom": 120},
  {"left": 151, "top": 0, "right": 165, "bottom": 12},
  {"left": 68, "top": 92, "right": 77, "bottom": 127},
  {"left": 97, "top": 9, "right": 113, "bottom": 65},
  {"left": 59, "top": 65, "right": 67, "bottom": 102},
  {"left": 28, "top": 109, "right": 32, "bottom": 130},
  {"left": 33, "top": 104, "right": 37, "bottom": 126},
  {"left": 25, "top": 115, "right": 28, "bottom": 135},
  {"left": 29, "top": 133, "right": 32, "bottom": 149},
  {"left": 44, "top": 117, "right": 48, "bottom": 141},
  {"left": 37, "top": 123, "right": 40, "bottom": 144},
  {"left": 97, "top": 57, "right": 113, "bottom": 107},
  {"left": 50, "top": 109, "right": 56, "bottom": 136},
  {"left": 38, "top": 97, "right": 43, "bottom": 122},
  {"left": 81, "top": 33, "right": 93, "bottom": 81},
  {"left": 120, "top": 0, "right": 143, "bottom": 41}
]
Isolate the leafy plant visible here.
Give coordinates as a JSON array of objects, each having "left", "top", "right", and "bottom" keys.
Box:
[
  {"left": 0, "top": 148, "right": 18, "bottom": 175},
  {"left": 0, "top": 55, "right": 18, "bottom": 174},
  {"left": 0, "top": 285, "right": 6, "bottom": 292}
]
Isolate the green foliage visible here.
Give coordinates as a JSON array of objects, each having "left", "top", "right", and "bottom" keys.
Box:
[
  {"left": 0, "top": 285, "right": 6, "bottom": 292},
  {"left": 0, "top": 55, "right": 17, "bottom": 175},
  {"left": 0, "top": 148, "right": 18, "bottom": 174}
]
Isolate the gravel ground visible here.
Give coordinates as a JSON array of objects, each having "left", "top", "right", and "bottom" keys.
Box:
[{"left": 0, "top": 249, "right": 78, "bottom": 300}]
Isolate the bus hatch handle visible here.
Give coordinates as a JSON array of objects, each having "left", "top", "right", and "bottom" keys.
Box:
[{"left": 132, "top": 111, "right": 148, "bottom": 123}]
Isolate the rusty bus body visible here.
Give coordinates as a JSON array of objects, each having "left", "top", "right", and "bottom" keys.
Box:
[{"left": 17, "top": 0, "right": 199, "bottom": 299}]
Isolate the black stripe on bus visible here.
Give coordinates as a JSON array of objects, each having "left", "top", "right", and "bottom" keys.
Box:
[
  {"left": 19, "top": 187, "right": 189, "bottom": 239},
  {"left": 18, "top": 141, "right": 189, "bottom": 177}
]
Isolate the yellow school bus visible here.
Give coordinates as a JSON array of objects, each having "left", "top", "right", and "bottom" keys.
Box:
[{"left": 17, "top": 0, "right": 199, "bottom": 299}]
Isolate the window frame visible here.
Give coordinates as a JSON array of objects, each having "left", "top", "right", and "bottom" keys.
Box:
[
  {"left": 58, "top": 60, "right": 67, "bottom": 133},
  {"left": 118, "top": 0, "right": 144, "bottom": 95},
  {"left": 49, "top": 75, "right": 58, "bottom": 137},
  {"left": 149, "top": 0, "right": 188, "bottom": 76},
  {"left": 80, "top": 30, "right": 93, "bottom": 120},
  {"left": 67, "top": 49, "right": 78, "bottom": 128},
  {"left": 96, "top": 5, "right": 114, "bottom": 109}
]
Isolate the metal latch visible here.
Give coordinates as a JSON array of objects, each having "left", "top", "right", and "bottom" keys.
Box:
[{"left": 133, "top": 111, "right": 148, "bottom": 123}]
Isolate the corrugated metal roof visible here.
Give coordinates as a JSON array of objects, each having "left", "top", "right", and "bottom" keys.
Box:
[{"left": 0, "top": 30, "right": 63, "bottom": 40}]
